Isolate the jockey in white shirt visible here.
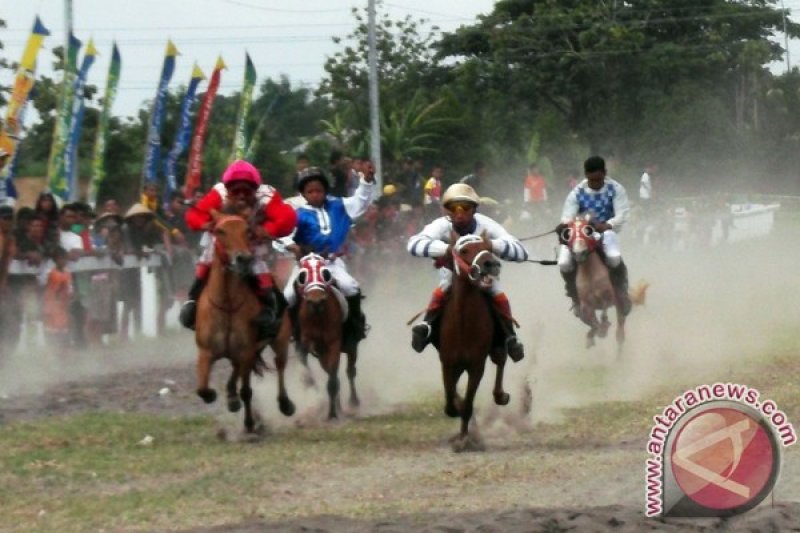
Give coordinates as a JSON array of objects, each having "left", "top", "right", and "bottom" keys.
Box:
[
  {"left": 556, "top": 155, "right": 632, "bottom": 315},
  {"left": 407, "top": 183, "right": 529, "bottom": 361}
]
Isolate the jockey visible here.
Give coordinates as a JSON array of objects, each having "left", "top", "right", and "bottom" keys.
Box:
[
  {"left": 281, "top": 166, "right": 375, "bottom": 342},
  {"left": 556, "top": 155, "right": 632, "bottom": 315},
  {"left": 407, "top": 183, "right": 528, "bottom": 361},
  {"left": 179, "top": 159, "right": 298, "bottom": 339}
]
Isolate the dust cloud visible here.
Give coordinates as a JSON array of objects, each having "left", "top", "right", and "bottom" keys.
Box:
[{"left": 2, "top": 212, "right": 798, "bottom": 434}]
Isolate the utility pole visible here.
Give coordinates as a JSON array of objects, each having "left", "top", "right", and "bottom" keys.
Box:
[
  {"left": 782, "top": 0, "right": 791, "bottom": 74},
  {"left": 367, "top": 0, "right": 382, "bottom": 189}
]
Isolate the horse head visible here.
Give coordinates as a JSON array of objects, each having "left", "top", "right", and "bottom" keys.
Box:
[
  {"left": 450, "top": 231, "right": 501, "bottom": 290},
  {"left": 296, "top": 253, "right": 334, "bottom": 312},
  {"left": 212, "top": 214, "right": 254, "bottom": 278},
  {"left": 562, "top": 216, "right": 600, "bottom": 264}
]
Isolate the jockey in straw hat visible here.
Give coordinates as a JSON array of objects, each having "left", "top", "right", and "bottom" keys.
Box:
[
  {"left": 180, "top": 159, "right": 297, "bottom": 340},
  {"left": 556, "top": 155, "right": 632, "bottom": 315},
  {"left": 407, "top": 182, "right": 528, "bottom": 361},
  {"left": 279, "top": 166, "right": 375, "bottom": 343}
]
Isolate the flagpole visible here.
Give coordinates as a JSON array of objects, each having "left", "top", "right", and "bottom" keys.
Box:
[{"left": 367, "top": 0, "right": 382, "bottom": 189}]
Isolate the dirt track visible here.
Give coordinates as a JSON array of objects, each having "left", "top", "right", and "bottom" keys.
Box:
[{"left": 3, "top": 222, "right": 800, "bottom": 531}]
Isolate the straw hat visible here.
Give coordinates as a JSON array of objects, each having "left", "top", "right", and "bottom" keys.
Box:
[{"left": 124, "top": 203, "right": 154, "bottom": 219}]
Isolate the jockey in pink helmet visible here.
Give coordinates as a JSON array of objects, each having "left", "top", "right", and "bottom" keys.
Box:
[{"left": 180, "top": 160, "right": 297, "bottom": 340}]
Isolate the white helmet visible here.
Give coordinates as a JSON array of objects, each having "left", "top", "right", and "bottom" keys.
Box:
[{"left": 441, "top": 183, "right": 480, "bottom": 207}]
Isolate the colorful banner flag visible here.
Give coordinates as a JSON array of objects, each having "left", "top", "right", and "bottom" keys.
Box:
[
  {"left": 48, "top": 33, "right": 82, "bottom": 200},
  {"left": 183, "top": 56, "right": 226, "bottom": 198},
  {"left": 0, "top": 16, "right": 49, "bottom": 203},
  {"left": 89, "top": 43, "right": 121, "bottom": 205},
  {"left": 163, "top": 63, "right": 205, "bottom": 203},
  {"left": 231, "top": 52, "right": 256, "bottom": 161},
  {"left": 65, "top": 39, "right": 98, "bottom": 201},
  {"left": 142, "top": 40, "right": 179, "bottom": 188}
]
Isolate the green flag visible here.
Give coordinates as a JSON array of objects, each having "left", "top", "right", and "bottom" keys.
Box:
[
  {"left": 89, "top": 43, "right": 121, "bottom": 204},
  {"left": 47, "top": 34, "right": 81, "bottom": 199},
  {"left": 232, "top": 52, "right": 256, "bottom": 161}
]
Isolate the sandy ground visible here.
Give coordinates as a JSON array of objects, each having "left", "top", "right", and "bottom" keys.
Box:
[{"left": 2, "top": 218, "right": 800, "bottom": 531}]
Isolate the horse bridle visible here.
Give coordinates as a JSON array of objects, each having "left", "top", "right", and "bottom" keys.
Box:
[
  {"left": 452, "top": 235, "right": 498, "bottom": 282},
  {"left": 296, "top": 253, "right": 334, "bottom": 295}
]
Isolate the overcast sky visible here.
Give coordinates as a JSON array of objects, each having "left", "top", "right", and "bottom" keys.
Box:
[{"left": 0, "top": 0, "right": 496, "bottom": 117}]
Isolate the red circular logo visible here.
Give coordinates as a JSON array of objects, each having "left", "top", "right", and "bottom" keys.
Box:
[{"left": 671, "top": 407, "right": 777, "bottom": 511}]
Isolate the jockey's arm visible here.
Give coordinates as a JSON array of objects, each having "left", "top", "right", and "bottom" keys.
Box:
[
  {"left": 342, "top": 178, "right": 376, "bottom": 220},
  {"left": 607, "top": 182, "right": 631, "bottom": 231},
  {"left": 479, "top": 214, "right": 529, "bottom": 262},
  {"left": 259, "top": 191, "right": 297, "bottom": 240},
  {"left": 185, "top": 189, "right": 222, "bottom": 231},
  {"left": 559, "top": 188, "right": 579, "bottom": 224},
  {"left": 407, "top": 218, "right": 450, "bottom": 258}
]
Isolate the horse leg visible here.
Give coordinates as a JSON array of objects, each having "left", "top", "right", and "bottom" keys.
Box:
[
  {"left": 297, "top": 343, "right": 316, "bottom": 389},
  {"left": 240, "top": 358, "right": 256, "bottom": 433},
  {"left": 226, "top": 362, "right": 242, "bottom": 413},
  {"left": 442, "top": 362, "right": 462, "bottom": 418},
  {"left": 489, "top": 349, "right": 510, "bottom": 406},
  {"left": 322, "top": 345, "right": 342, "bottom": 420},
  {"left": 345, "top": 347, "right": 360, "bottom": 408},
  {"left": 598, "top": 309, "right": 610, "bottom": 338},
  {"left": 615, "top": 302, "right": 626, "bottom": 355},
  {"left": 196, "top": 348, "right": 217, "bottom": 404},
  {"left": 272, "top": 334, "right": 296, "bottom": 417},
  {"left": 453, "top": 363, "right": 486, "bottom": 452}
]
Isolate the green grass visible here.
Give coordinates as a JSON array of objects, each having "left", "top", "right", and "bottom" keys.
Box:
[{"left": 2, "top": 338, "right": 800, "bottom": 531}]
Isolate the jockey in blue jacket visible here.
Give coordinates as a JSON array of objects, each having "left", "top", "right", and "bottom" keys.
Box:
[{"left": 281, "top": 166, "right": 375, "bottom": 342}]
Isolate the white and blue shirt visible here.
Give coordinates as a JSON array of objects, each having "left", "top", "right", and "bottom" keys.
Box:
[
  {"left": 560, "top": 177, "right": 630, "bottom": 230},
  {"left": 288, "top": 179, "right": 374, "bottom": 256}
]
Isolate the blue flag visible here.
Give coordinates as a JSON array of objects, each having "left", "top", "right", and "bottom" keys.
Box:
[
  {"left": 143, "top": 40, "right": 178, "bottom": 187},
  {"left": 163, "top": 63, "right": 204, "bottom": 203}
]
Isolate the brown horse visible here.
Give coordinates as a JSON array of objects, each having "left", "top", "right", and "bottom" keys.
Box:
[
  {"left": 194, "top": 214, "right": 295, "bottom": 433},
  {"left": 435, "top": 232, "right": 509, "bottom": 452},
  {"left": 561, "top": 216, "right": 648, "bottom": 350},
  {"left": 275, "top": 253, "right": 359, "bottom": 420}
]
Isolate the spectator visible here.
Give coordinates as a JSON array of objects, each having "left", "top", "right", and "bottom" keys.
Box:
[
  {"left": 460, "top": 161, "right": 488, "bottom": 195},
  {"left": 328, "top": 149, "right": 349, "bottom": 197},
  {"left": 42, "top": 246, "right": 72, "bottom": 350}
]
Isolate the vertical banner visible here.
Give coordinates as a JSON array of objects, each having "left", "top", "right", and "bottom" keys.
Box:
[
  {"left": 183, "top": 56, "right": 225, "bottom": 199},
  {"left": 231, "top": 52, "right": 256, "bottom": 161},
  {"left": 163, "top": 63, "right": 205, "bottom": 203},
  {"left": 89, "top": 43, "right": 121, "bottom": 205},
  {"left": 65, "top": 39, "right": 98, "bottom": 201},
  {"left": 2, "top": 16, "right": 49, "bottom": 155},
  {"left": 0, "top": 16, "right": 49, "bottom": 203},
  {"left": 48, "top": 33, "right": 82, "bottom": 200},
  {"left": 142, "top": 40, "right": 178, "bottom": 188}
]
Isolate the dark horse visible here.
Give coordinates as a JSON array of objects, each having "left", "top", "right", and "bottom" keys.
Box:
[
  {"left": 275, "top": 253, "right": 360, "bottom": 420},
  {"left": 434, "top": 232, "right": 510, "bottom": 452},
  {"left": 194, "top": 214, "right": 295, "bottom": 433}
]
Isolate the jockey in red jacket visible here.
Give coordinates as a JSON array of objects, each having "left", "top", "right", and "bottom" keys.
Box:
[{"left": 179, "top": 160, "right": 297, "bottom": 340}]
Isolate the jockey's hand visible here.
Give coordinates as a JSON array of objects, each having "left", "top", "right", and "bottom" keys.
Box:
[
  {"left": 555, "top": 223, "right": 568, "bottom": 244},
  {"left": 253, "top": 226, "right": 273, "bottom": 241},
  {"left": 592, "top": 222, "right": 612, "bottom": 233}
]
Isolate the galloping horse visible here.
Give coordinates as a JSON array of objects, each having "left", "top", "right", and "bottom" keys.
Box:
[
  {"left": 435, "top": 233, "right": 509, "bottom": 451},
  {"left": 561, "top": 216, "right": 629, "bottom": 349},
  {"left": 194, "top": 214, "right": 295, "bottom": 433},
  {"left": 276, "top": 253, "right": 359, "bottom": 420}
]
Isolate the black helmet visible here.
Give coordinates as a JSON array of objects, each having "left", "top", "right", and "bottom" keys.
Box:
[{"left": 296, "top": 166, "right": 330, "bottom": 193}]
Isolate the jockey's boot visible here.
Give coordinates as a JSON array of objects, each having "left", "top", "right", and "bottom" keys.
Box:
[
  {"left": 609, "top": 260, "right": 632, "bottom": 316},
  {"left": 411, "top": 287, "right": 446, "bottom": 353},
  {"left": 561, "top": 269, "right": 579, "bottom": 316},
  {"left": 345, "top": 291, "right": 368, "bottom": 341},
  {"left": 493, "top": 293, "right": 524, "bottom": 363},
  {"left": 179, "top": 276, "right": 207, "bottom": 330},
  {"left": 254, "top": 289, "right": 282, "bottom": 342}
]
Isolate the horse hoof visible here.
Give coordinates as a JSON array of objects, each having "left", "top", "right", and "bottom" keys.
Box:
[
  {"left": 228, "top": 398, "right": 242, "bottom": 413},
  {"left": 494, "top": 392, "right": 510, "bottom": 406},
  {"left": 278, "top": 396, "right": 296, "bottom": 417},
  {"left": 197, "top": 389, "right": 217, "bottom": 404},
  {"left": 451, "top": 434, "right": 486, "bottom": 453},
  {"left": 349, "top": 396, "right": 360, "bottom": 408},
  {"left": 444, "top": 404, "right": 460, "bottom": 418}
]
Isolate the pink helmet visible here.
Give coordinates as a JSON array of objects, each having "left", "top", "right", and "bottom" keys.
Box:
[{"left": 222, "top": 160, "right": 262, "bottom": 186}]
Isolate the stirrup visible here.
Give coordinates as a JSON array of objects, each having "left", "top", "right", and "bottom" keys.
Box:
[
  {"left": 411, "top": 322, "right": 431, "bottom": 353},
  {"left": 505, "top": 336, "right": 525, "bottom": 363},
  {"left": 179, "top": 300, "right": 197, "bottom": 330}
]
